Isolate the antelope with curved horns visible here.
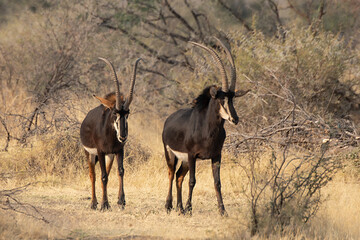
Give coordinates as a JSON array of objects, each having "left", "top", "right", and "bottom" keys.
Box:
[
  {"left": 162, "top": 38, "right": 250, "bottom": 216},
  {"left": 80, "top": 57, "right": 142, "bottom": 210}
]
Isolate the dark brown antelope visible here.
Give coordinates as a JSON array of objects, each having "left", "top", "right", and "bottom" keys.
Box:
[
  {"left": 80, "top": 57, "right": 141, "bottom": 210},
  {"left": 162, "top": 38, "right": 249, "bottom": 216}
]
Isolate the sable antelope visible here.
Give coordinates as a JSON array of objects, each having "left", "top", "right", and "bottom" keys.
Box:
[
  {"left": 163, "top": 38, "right": 249, "bottom": 216},
  {"left": 80, "top": 57, "right": 141, "bottom": 210}
]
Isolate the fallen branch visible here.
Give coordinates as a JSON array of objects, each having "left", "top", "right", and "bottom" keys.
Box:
[{"left": 0, "top": 183, "right": 49, "bottom": 223}]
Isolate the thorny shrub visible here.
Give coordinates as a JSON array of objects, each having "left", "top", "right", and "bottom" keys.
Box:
[{"left": 222, "top": 26, "right": 359, "bottom": 235}]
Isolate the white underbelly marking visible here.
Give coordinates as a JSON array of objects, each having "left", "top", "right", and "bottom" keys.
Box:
[
  {"left": 166, "top": 145, "right": 188, "bottom": 163},
  {"left": 84, "top": 147, "right": 115, "bottom": 166},
  {"left": 105, "top": 154, "right": 114, "bottom": 164},
  {"left": 105, "top": 154, "right": 114, "bottom": 161},
  {"left": 84, "top": 146, "right": 98, "bottom": 155}
]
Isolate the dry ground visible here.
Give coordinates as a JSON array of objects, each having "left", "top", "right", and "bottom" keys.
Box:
[
  {"left": 0, "top": 157, "right": 251, "bottom": 239},
  {"left": 1, "top": 155, "right": 359, "bottom": 239}
]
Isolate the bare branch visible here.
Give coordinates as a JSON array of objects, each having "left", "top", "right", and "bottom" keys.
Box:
[
  {"left": 184, "top": 0, "right": 204, "bottom": 40},
  {"left": 217, "top": 0, "right": 253, "bottom": 32},
  {"left": 0, "top": 115, "right": 10, "bottom": 151},
  {"left": 99, "top": 17, "right": 191, "bottom": 69},
  {"left": 0, "top": 183, "right": 49, "bottom": 223},
  {"left": 318, "top": 0, "right": 326, "bottom": 21},
  {"left": 163, "top": 0, "right": 196, "bottom": 34},
  {"left": 267, "top": 0, "right": 286, "bottom": 40},
  {"left": 287, "top": 0, "right": 311, "bottom": 25}
]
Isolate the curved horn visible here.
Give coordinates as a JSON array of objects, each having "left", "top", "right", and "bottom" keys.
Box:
[
  {"left": 124, "top": 58, "right": 142, "bottom": 110},
  {"left": 98, "top": 57, "right": 121, "bottom": 110},
  {"left": 189, "top": 41, "right": 229, "bottom": 92},
  {"left": 214, "top": 37, "right": 236, "bottom": 91}
]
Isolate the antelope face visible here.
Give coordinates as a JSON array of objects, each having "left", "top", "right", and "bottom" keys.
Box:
[
  {"left": 210, "top": 87, "right": 239, "bottom": 125},
  {"left": 96, "top": 57, "right": 141, "bottom": 145},
  {"left": 219, "top": 89, "right": 251, "bottom": 125},
  {"left": 218, "top": 91, "right": 239, "bottom": 125},
  {"left": 113, "top": 108, "right": 129, "bottom": 143}
]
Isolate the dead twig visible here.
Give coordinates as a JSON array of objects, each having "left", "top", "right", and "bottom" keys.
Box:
[{"left": 0, "top": 183, "right": 49, "bottom": 223}]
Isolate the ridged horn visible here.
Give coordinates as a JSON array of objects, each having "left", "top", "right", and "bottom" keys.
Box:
[
  {"left": 189, "top": 41, "right": 229, "bottom": 92},
  {"left": 98, "top": 57, "right": 121, "bottom": 110},
  {"left": 214, "top": 37, "right": 236, "bottom": 91},
  {"left": 124, "top": 58, "right": 142, "bottom": 111}
]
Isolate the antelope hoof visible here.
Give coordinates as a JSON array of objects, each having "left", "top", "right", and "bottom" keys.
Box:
[
  {"left": 177, "top": 207, "right": 185, "bottom": 215},
  {"left": 176, "top": 203, "right": 185, "bottom": 214},
  {"left": 220, "top": 209, "right": 228, "bottom": 217},
  {"left": 166, "top": 207, "right": 172, "bottom": 214},
  {"left": 165, "top": 200, "right": 173, "bottom": 213},
  {"left": 184, "top": 204, "right": 192, "bottom": 216},
  {"left": 100, "top": 201, "right": 111, "bottom": 211},
  {"left": 90, "top": 200, "right": 98, "bottom": 210},
  {"left": 117, "top": 199, "right": 126, "bottom": 209}
]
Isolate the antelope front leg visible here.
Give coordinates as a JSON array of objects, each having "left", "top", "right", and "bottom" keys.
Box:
[
  {"left": 116, "top": 149, "right": 126, "bottom": 208},
  {"left": 176, "top": 161, "right": 189, "bottom": 214},
  {"left": 87, "top": 152, "right": 97, "bottom": 209},
  {"left": 185, "top": 155, "right": 196, "bottom": 215},
  {"left": 212, "top": 155, "right": 227, "bottom": 216},
  {"left": 98, "top": 151, "right": 110, "bottom": 210},
  {"left": 165, "top": 147, "right": 178, "bottom": 213}
]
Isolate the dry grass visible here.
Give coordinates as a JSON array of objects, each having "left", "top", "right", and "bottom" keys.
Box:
[
  {"left": 1, "top": 163, "right": 359, "bottom": 239},
  {"left": 1, "top": 115, "right": 359, "bottom": 239}
]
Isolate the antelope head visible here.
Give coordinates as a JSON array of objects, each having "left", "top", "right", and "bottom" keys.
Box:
[
  {"left": 189, "top": 38, "right": 250, "bottom": 125},
  {"left": 95, "top": 57, "right": 142, "bottom": 143}
]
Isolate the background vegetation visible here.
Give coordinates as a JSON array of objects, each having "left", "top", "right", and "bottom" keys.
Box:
[{"left": 0, "top": 0, "right": 359, "bottom": 239}]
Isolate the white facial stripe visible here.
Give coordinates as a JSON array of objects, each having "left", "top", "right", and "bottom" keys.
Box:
[
  {"left": 84, "top": 146, "right": 98, "bottom": 155},
  {"left": 219, "top": 103, "right": 230, "bottom": 120},
  {"left": 166, "top": 145, "right": 188, "bottom": 163},
  {"left": 113, "top": 114, "right": 120, "bottom": 133},
  {"left": 113, "top": 114, "right": 122, "bottom": 142}
]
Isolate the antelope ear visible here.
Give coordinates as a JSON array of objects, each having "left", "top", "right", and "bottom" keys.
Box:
[
  {"left": 235, "top": 89, "right": 250, "bottom": 98},
  {"left": 210, "top": 86, "right": 218, "bottom": 98},
  {"left": 93, "top": 95, "right": 115, "bottom": 109}
]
